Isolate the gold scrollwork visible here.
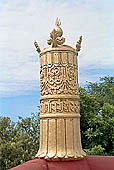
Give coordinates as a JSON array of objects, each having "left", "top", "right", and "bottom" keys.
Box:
[{"left": 40, "top": 63, "right": 78, "bottom": 96}]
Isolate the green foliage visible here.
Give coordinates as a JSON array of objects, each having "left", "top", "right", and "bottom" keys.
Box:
[
  {"left": 0, "top": 76, "right": 114, "bottom": 169},
  {"left": 80, "top": 76, "right": 114, "bottom": 156},
  {"left": 0, "top": 113, "right": 40, "bottom": 170},
  {"left": 87, "top": 76, "right": 114, "bottom": 106},
  {"left": 85, "top": 145, "right": 105, "bottom": 155}
]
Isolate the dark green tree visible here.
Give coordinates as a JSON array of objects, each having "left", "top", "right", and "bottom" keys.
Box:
[
  {"left": 0, "top": 112, "right": 40, "bottom": 170},
  {"left": 80, "top": 76, "right": 114, "bottom": 155}
]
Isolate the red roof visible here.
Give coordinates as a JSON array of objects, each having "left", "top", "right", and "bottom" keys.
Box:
[{"left": 9, "top": 156, "right": 114, "bottom": 170}]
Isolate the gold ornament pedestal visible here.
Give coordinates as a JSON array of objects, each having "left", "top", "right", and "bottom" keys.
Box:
[{"left": 34, "top": 18, "right": 86, "bottom": 161}]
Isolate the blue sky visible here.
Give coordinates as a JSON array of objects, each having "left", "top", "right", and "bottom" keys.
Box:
[{"left": 0, "top": 0, "right": 114, "bottom": 121}]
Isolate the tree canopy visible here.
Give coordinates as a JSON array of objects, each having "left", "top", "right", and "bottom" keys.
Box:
[
  {"left": 0, "top": 113, "right": 40, "bottom": 170},
  {"left": 80, "top": 76, "right": 114, "bottom": 156},
  {"left": 0, "top": 76, "right": 114, "bottom": 169}
]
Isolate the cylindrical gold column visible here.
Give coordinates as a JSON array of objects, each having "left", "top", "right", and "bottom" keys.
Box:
[
  {"left": 35, "top": 19, "right": 86, "bottom": 161},
  {"left": 36, "top": 46, "right": 85, "bottom": 160}
]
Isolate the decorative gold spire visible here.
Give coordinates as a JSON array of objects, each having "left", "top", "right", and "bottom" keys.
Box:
[
  {"left": 35, "top": 19, "right": 86, "bottom": 161},
  {"left": 47, "top": 18, "right": 65, "bottom": 47}
]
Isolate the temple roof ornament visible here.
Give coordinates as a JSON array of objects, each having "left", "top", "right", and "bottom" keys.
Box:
[
  {"left": 34, "top": 18, "right": 83, "bottom": 56},
  {"left": 34, "top": 18, "right": 86, "bottom": 161}
]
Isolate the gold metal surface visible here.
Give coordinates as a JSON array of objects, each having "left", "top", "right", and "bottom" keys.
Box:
[{"left": 34, "top": 19, "right": 86, "bottom": 161}]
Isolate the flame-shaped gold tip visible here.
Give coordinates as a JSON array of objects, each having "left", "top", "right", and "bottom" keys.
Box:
[
  {"left": 55, "top": 17, "right": 61, "bottom": 27},
  {"left": 47, "top": 18, "right": 65, "bottom": 47}
]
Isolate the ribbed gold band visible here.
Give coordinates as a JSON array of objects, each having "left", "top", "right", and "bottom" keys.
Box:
[
  {"left": 40, "top": 113, "right": 80, "bottom": 119},
  {"left": 40, "top": 95, "right": 80, "bottom": 100}
]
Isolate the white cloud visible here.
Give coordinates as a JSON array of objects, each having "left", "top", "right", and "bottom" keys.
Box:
[{"left": 0, "top": 0, "right": 114, "bottom": 96}]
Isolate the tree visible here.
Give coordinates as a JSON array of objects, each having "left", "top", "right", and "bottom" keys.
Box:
[
  {"left": 80, "top": 76, "right": 114, "bottom": 155},
  {"left": 0, "top": 112, "right": 40, "bottom": 170},
  {"left": 87, "top": 76, "right": 114, "bottom": 106}
]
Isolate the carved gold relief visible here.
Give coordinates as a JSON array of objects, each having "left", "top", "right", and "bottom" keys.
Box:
[
  {"left": 40, "top": 99, "right": 80, "bottom": 114},
  {"left": 40, "top": 63, "right": 78, "bottom": 96}
]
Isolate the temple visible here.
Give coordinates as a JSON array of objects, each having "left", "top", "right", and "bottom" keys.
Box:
[{"left": 9, "top": 19, "right": 114, "bottom": 170}]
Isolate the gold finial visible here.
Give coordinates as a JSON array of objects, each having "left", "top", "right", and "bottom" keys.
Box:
[
  {"left": 76, "top": 36, "right": 82, "bottom": 52},
  {"left": 34, "top": 40, "right": 41, "bottom": 53},
  {"left": 47, "top": 18, "right": 65, "bottom": 47}
]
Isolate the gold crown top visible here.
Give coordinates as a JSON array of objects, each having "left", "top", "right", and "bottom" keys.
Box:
[{"left": 34, "top": 18, "right": 82, "bottom": 54}]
